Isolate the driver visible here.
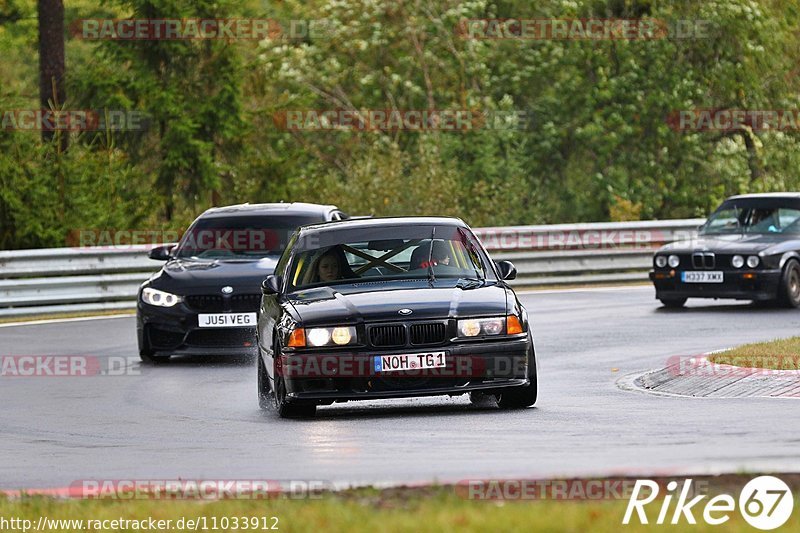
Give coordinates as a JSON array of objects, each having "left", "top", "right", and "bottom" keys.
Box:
[
  {"left": 750, "top": 208, "right": 779, "bottom": 233},
  {"left": 419, "top": 240, "right": 452, "bottom": 269},
  {"left": 312, "top": 246, "right": 356, "bottom": 283}
]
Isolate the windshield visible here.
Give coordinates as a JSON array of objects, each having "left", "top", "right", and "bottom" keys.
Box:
[
  {"left": 287, "top": 226, "right": 491, "bottom": 291},
  {"left": 175, "top": 215, "right": 323, "bottom": 259},
  {"left": 702, "top": 203, "right": 800, "bottom": 235}
]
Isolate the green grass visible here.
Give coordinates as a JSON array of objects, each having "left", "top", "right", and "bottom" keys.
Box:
[
  {"left": 709, "top": 337, "right": 800, "bottom": 370},
  {"left": 1, "top": 486, "right": 797, "bottom": 532}
]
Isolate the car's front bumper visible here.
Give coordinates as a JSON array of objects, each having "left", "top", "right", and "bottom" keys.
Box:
[
  {"left": 137, "top": 302, "right": 257, "bottom": 356},
  {"left": 649, "top": 269, "right": 782, "bottom": 301},
  {"left": 279, "top": 336, "right": 532, "bottom": 403}
]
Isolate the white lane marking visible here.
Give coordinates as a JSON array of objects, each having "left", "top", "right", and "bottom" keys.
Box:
[
  {"left": 517, "top": 285, "right": 652, "bottom": 296},
  {"left": 0, "top": 313, "right": 135, "bottom": 329}
]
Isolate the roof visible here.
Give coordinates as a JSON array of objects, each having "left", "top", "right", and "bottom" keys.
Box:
[
  {"left": 298, "top": 216, "right": 467, "bottom": 233},
  {"left": 200, "top": 202, "right": 338, "bottom": 218},
  {"left": 726, "top": 193, "right": 800, "bottom": 201}
]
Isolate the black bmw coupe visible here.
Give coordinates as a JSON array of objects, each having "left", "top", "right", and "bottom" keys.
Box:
[
  {"left": 256, "top": 216, "right": 538, "bottom": 418},
  {"left": 651, "top": 193, "right": 800, "bottom": 308},
  {"left": 137, "top": 202, "right": 349, "bottom": 362}
]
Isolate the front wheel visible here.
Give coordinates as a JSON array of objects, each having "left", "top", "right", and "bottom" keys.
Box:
[
  {"left": 659, "top": 297, "right": 687, "bottom": 309},
  {"left": 778, "top": 260, "right": 800, "bottom": 308},
  {"left": 497, "top": 338, "right": 538, "bottom": 409},
  {"left": 273, "top": 344, "right": 316, "bottom": 418}
]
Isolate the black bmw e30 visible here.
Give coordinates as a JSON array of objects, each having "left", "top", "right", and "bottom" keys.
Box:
[
  {"left": 136, "top": 202, "right": 349, "bottom": 362},
  {"left": 256, "top": 216, "right": 538, "bottom": 418},
  {"left": 650, "top": 193, "right": 800, "bottom": 308}
]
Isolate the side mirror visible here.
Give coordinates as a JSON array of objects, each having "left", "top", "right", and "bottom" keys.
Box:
[
  {"left": 148, "top": 244, "right": 175, "bottom": 261},
  {"left": 262, "top": 275, "right": 281, "bottom": 295},
  {"left": 495, "top": 260, "right": 517, "bottom": 281}
]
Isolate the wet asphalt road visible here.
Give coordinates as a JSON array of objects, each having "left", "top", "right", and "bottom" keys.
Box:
[{"left": 2, "top": 285, "right": 800, "bottom": 489}]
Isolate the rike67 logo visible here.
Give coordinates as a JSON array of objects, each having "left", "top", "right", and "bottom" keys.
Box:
[{"left": 623, "top": 476, "right": 794, "bottom": 530}]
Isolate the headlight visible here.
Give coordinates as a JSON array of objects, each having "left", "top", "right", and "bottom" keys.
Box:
[
  {"left": 668, "top": 255, "right": 680, "bottom": 268},
  {"left": 747, "top": 256, "right": 760, "bottom": 268},
  {"left": 458, "top": 317, "right": 506, "bottom": 338},
  {"left": 304, "top": 326, "right": 357, "bottom": 347},
  {"left": 732, "top": 255, "right": 744, "bottom": 268},
  {"left": 655, "top": 256, "right": 668, "bottom": 268},
  {"left": 141, "top": 287, "right": 181, "bottom": 307}
]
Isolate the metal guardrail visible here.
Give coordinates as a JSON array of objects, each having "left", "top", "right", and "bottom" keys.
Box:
[{"left": 0, "top": 219, "right": 703, "bottom": 318}]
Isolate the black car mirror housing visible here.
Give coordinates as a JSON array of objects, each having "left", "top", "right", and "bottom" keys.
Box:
[
  {"left": 495, "top": 260, "right": 517, "bottom": 281},
  {"left": 262, "top": 275, "right": 281, "bottom": 295},
  {"left": 148, "top": 244, "right": 175, "bottom": 261}
]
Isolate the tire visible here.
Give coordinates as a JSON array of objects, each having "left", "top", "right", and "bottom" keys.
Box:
[
  {"left": 497, "top": 337, "right": 538, "bottom": 409},
  {"left": 778, "top": 260, "right": 800, "bottom": 308},
  {"left": 138, "top": 333, "right": 170, "bottom": 364},
  {"left": 272, "top": 342, "right": 316, "bottom": 418},
  {"left": 659, "top": 297, "right": 687, "bottom": 309},
  {"left": 257, "top": 355, "right": 271, "bottom": 410}
]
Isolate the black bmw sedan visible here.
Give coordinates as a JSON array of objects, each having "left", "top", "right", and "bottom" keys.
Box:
[
  {"left": 256, "top": 217, "right": 538, "bottom": 418},
  {"left": 137, "top": 203, "right": 349, "bottom": 362},
  {"left": 650, "top": 193, "right": 800, "bottom": 308}
]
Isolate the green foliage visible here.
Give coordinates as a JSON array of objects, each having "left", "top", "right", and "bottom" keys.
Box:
[{"left": 1, "top": 0, "right": 800, "bottom": 248}]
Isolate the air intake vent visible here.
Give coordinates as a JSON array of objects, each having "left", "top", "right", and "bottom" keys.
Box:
[
  {"left": 410, "top": 322, "right": 446, "bottom": 345},
  {"left": 369, "top": 325, "right": 406, "bottom": 347}
]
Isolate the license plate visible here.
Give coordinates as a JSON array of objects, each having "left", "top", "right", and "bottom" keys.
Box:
[
  {"left": 681, "top": 271, "right": 723, "bottom": 283},
  {"left": 374, "top": 352, "right": 446, "bottom": 373},
  {"left": 197, "top": 313, "right": 256, "bottom": 328}
]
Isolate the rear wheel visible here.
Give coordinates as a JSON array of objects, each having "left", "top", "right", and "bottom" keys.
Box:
[
  {"left": 659, "top": 297, "right": 687, "bottom": 309},
  {"left": 778, "top": 260, "right": 800, "bottom": 308},
  {"left": 497, "top": 338, "right": 538, "bottom": 409},
  {"left": 273, "top": 343, "right": 316, "bottom": 418}
]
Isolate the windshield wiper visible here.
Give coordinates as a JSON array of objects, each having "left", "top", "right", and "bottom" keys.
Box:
[{"left": 456, "top": 277, "right": 484, "bottom": 290}]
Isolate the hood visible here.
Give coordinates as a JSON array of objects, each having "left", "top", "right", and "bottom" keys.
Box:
[
  {"left": 660, "top": 233, "right": 793, "bottom": 255},
  {"left": 287, "top": 280, "right": 509, "bottom": 325},
  {"left": 148, "top": 257, "right": 277, "bottom": 294}
]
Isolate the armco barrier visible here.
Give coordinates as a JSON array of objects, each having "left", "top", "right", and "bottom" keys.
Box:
[{"left": 0, "top": 219, "right": 703, "bottom": 318}]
